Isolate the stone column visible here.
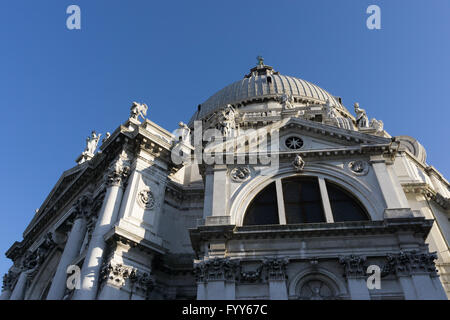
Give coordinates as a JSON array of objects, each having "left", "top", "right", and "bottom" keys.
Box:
[
  {"left": 9, "top": 272, "right": 29, "bottom": 300},
  {"left": 46, "top": 196, "right": 92, "bottom": 300},
  {"left": 73, "top": 161, "right": 130, "bottom": 300},
  {"left": 339, "top": 255, "right": 370, "bottom": 300},
  {"left": 264, "top": 258, "right": 289, "bottom": 300}
]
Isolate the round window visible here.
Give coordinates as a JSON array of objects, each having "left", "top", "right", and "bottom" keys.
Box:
[{"left": 285, "top": 136, "right": 304, "bottom": 150}]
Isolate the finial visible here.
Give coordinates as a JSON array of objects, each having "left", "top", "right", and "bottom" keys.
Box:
[{"left": 257, "top": 55, "right": 264, "bottom": 66}]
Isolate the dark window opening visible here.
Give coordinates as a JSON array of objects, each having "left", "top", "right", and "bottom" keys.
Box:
[
  {"left": 267, "top": 76, "right": 272, "bottom": 84},
  {"left": 282, "top": 177, "right": 325, "bottom": 224},
  {"left": 243, "top": 182, "right": 279, "bottom": 225},
  {"left": 326, "top": 181, "right": 369, "bottom": 222}
]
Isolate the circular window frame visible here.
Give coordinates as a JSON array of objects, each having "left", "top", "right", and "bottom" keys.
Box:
[{"left": 283, "top": 134, "right": 304, "bottom": 151}]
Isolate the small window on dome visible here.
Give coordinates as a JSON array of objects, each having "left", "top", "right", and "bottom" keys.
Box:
[{"left": 267, "top": 76, "right": 272, "bottom": 84}]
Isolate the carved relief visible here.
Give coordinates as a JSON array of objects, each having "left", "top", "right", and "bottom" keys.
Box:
[
  {"left": 292, "top": 154, "right": 305, "bottom": 172},
  {"left": 229, "top": 166, "right": 251, "bottom": 183},
  {"left": 137, "top": 188, "right": 156, "bottom": 210},
  {"left": 348, "top": 160, "right": 369, "bottom": 176},
  {"left": 239, "top": 264, "right": 263, "bottom": 283}
]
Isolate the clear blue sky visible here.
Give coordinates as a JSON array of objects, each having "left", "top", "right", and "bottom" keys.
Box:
[{"left": 0, "top": 0, "right": 449, "bottom": 277}]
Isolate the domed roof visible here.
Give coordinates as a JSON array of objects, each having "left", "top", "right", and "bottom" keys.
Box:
[{"left": 191, "top": 60, "right": 342, "bottom": 121}]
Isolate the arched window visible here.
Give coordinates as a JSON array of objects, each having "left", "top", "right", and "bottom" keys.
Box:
[
  {"left": 243, "top": 182, "right": 279, "bottom": 225},
  {"left": 242, "top": 176, "right": 370, "bottom": 226},
  {"left": 282, "top": 177, "right": 325, "bottom": 224},
  {"left": 325, "top": 181, "right": 369, "bottom": 222}
]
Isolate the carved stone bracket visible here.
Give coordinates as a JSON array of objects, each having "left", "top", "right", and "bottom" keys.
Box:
[
  {"left": 339, "top": 255, "right": 367, "bottom": 278},
  {"left": 381, "top": 251, "right": 438, "bottom": 277},
  {"left": 193, "top": 258, "right": 239, "bottom": 283},
  {"left": 263, "top": 258, "right": 289, "bottom": 281}
]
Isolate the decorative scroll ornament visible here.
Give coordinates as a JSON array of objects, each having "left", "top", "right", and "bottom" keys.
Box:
[
  {"left": 137, "top": 188, "right": 155, "bottom": 210},
  {"left": 339, "top": 255, "right": 366, "bottom": 278},
  {"left": 230, "top": 167, "right": 251, "bottom": 182},
  {"left": 293, "top": 154, "right": 305, "bottom": 172},
  {"left": 193, "top": 258, "right": 239, "bottom": 282},
  {"left": 348, "top": 160, "right": 369, "bottom": 176}
]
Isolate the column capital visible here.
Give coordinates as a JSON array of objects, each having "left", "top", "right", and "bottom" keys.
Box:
[
  {"left": 193, "top": 257, "right": 239, "bottom": 283},
  {"left": 263, "top": 257, "right": 289, "bottom": 281},
  {"left": 99, "top": 262, "right": 136, "bottom": 288},
  {"left": 382, "top": 250, "right": 438, "bottom": 277},
  {"left": 339, "top": 254, "right": 367, "bottom": 278},
  {"left": 105, "top": 162, "right": 131, "bottom": 188}
]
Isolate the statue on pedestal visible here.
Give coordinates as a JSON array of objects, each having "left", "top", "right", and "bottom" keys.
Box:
[
  {"left": 354, "top": 103, "right": 369, "bottom": 128},
  {"left": 130, "top": 102, "right": 148, "bottom": 121}
]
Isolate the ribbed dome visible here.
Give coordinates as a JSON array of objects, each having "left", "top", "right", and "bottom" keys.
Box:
[{"left": 191, "top": 62, "right": 342, "bottom": 122}]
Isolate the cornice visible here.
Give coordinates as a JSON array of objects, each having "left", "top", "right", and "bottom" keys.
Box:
[{"left": 189, "top": 219, "right": 433, "bottom": 254}]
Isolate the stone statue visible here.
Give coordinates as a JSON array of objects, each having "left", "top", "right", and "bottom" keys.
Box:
[
  {"left": 370, "top": 118, "right": 384, "bottom": 133},
  {"left": 102, "top": 132, "right": 111, "bottom": 144},
  {"left": 178, "top": 122, "right": 191, "bottom": 143},
  {"left": 280, "top": 93, "right": 295, "bottom": 109},
  {"left": 130, "top": 102, "right": 148, "bottom": 121},
  {"left": 354, "top": 103, "right": 369, "bottom": 128},
  {"left": 324, "top": 99, "right": 336, "bottom": 118},
  {"left": 85, "top": 131, "right": 101, "bottom": 155},
  {"left": 221, "top": 105, "right": 236, "bottom": 138}
]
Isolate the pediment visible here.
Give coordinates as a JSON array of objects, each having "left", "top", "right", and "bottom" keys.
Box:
[
  {"left": 204, "top": 117, "right": 391, "bottom": 154},
  {"left": 24, "top": 165, "right": 87, "bottom": 235}
]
